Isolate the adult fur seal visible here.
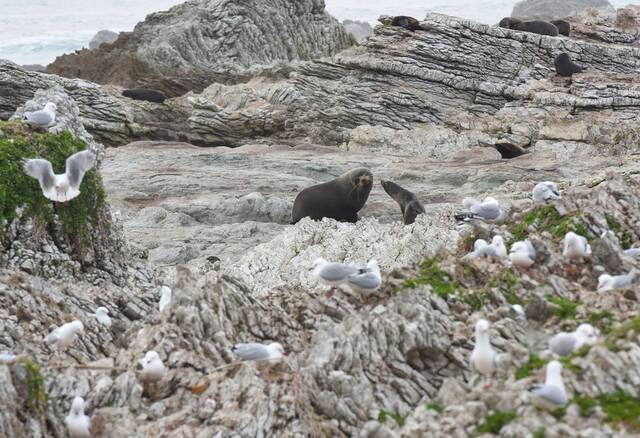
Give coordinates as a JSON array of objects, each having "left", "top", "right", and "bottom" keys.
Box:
[
  {"left": 498, "top": 17, "right": 522, "bottom": 29},
  {"left": 391, "top": 16, "right": 422, "bottom": 31},
  {"left": 554, "top": 53, "right": 584, "bottom": 77},
  {"left": 291, "top": 168, "right": 373, "bottom": 224},
  {"left": 511, "top": 20, "right": 559, "bottom": 36},
  {"left": 381, "top": 180, "right": 425, "bottom": 225},
  {"left": 122, "top": 89, "right": 167, "bottom": 103},
  {"left": 551, "top": 20, "right": 571, "bottom": 36}
]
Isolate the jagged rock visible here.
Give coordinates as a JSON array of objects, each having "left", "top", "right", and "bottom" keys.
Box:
[
  {"left": 511, "top": 0, "right": 615, "bottom": 21},
  {"left": 89, "top": 30, "right": 119, "bottom": 50},
  {"left": 343, "top": 19, "right": 374, "bottom": 42},
  {"left": 47, "top": 0, "right": 355, "bottom": 96},
  {"left": 567, "top": 5, "right": 640, "bottom": 45},
  {"left": 20, "top": 64, "right": 46, "bottom": 72}
]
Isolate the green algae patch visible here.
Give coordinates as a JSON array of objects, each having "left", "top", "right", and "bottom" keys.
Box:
[
  {"left": 515, "top": 354, "right": 546, "bottom": 380},
  {"left": 575, "top": 392, "right": 640, "bottom": 432},
  {"left": 548, "top": 296, "right": 579, "bottom": 320},
  {"left": 377, "top": 409, "right": 406, "bottom": 427},
  {"left": 509, "top": 205, "right": 590, "bottom": 244},
  {"left": 24, "top": 359, "right": 48, "bottom": 415},
  {"left": 475, "top": 411, "right": 517, "bottom": 435},
  {"left": 401, "top": 257, "right": 459, "bottom": 297}
]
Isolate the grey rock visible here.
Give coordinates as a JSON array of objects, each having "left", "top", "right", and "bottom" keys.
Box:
[
  {"left": 89, "top": 30, "right": 119, "bottom": 50},
  {"left": 343, "top": 19, "right": 374, "bottom": 43},
  {"left": 512, "top": 0, "right": 615, "bottom": 21}
]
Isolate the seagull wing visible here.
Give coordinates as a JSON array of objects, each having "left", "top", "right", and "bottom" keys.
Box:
[
  {"left": 549, "top": 333, "right": 577, "bottom": 356},
  {"left": 347, "top": 271, "right": 381, "bottom": 291},
  {"left": 65, "top": 150, "right": 96, "bottom": 189},
  {"left": 22, "top": 159, "right": 56, "bottom": 193},
  {"left": 233, "top": 343, "right": 270, "bottom": 361},
  {"left": 471, "top": 203, "right": 501, "bottom": 220},
  {"left": 44, "top": 327, "right": 62, "bottom": 345},
  {"left": 528, "top": 384, "right": 567, "bottom": 406},
  {"left": 317, "top": 263, "right": 359, "bottom": 283},
  {"left": 24, "top": 110, "right": 53, "bottom": 127}
]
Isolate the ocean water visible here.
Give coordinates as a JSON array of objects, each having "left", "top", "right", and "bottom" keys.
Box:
[{"left": 0, "top": 0, "right": 638, "bottom": 65}]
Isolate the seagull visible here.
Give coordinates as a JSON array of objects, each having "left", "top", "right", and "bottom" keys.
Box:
[
  {"left": 532, "top": 182, "right": 561, "bottom": 202},
  {"left": 0, "top": 352, "right": 17, "bottom": 365},
  {"left": 312, "top": 258, "right": 360, "bottom": 299},
  {"left": 23, "top": 102, "right": 57, "bottom": 128},
  {"left": 65, "top": 396, "right": 91, "bottom": 438},
  {"left": 44, "top": 320, "right": 84, "bottom": 350},
  {"left": 138, "top": 351, "right": 166, "bottom": 382},
  {"left": 22, "top": 150, "right": 96, "bottom": 203},
  {"left": 470, "top": 319, "right": 509, "bottom": 387},
  {"left": 549, "top": 323, "right": 598, "bottom": 356},
  {"left": 346, "top": 259, "right": 382, "bottom": 300},
  {"left": 159, "top": 286, "right": 172, "bottom": 313},
  {"left": 512, "top": 304, "right": 526, "bottom": 319},
  {"left": 93, "top": 307, "right": 111, "bottom": 327},
  {"left": 528, "top": 360, "right": 568, "bottom": 411},
  {"left": 562, "top": 232, "right": 591, "bottom": 260},
  {"left": 463, "top": 236, "right": 507, "bottom": 260},
  {"left": 233, "top": 342, "right": 285, "bottom": 362},
  {"left": 597, "top": 271, "right": 638, "bottom": 293},
  {"left": 624, "top": 248, "right": 640, "bottom": 258},
  {"left": 455, "top": 197, "right": 502, "bottom": 221},
  {"left": 509, "top": 240, "right": 536, "bottom": 268}
]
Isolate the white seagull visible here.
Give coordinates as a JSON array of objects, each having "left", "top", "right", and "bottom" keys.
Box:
[
  {"left": 464, "top": 236, "right": 507, "bottom": 260},
  {"left": 138, "top": 351, "right": 166, "bottom": 382},
  {"left": 65, "top": 396, "right": 91, "bottom": 438},
  {"left": 624, "top": 248, "right": 640, "bottom": 258},
  {"left": 509, "top": 240, "right": 536, "bottom": 268},
  {"left": 22, "top": 150, "right": 96, "bottom": 203},
  {"left": 313, "top": 258, "right": 359, "bottom": 287},
  {"left": 528, "top": 360, "right": 568, "bottom": 411},
  {"left": 532, "top": 182, "right": 561, "bottom": 202},
  {"left": 562, "top": 232, "right": 591, "bottom": 260},
  {"left": 93, "top": 307, "right": 112, "bottom": 327},
  {"left": 44, "top": 320, "right": 84, "bottom": 350},
  {"left": 346, "top": 259, "right": 382, "bottom": 298},
  {"left": 548, "top": 323, "right": 598, "bottom": 356},
  {"left": 0, "top": 352, "right": 17, "bottom": 365},
  {"left": 470, "top": 319, "right": 509, "bottom": 381},
  {"left": 23, "top": 102, "right": 57, "bottom": 128},
  {"left": 597, "top": 271, "right": 638, "bottom": 293},
  {"left": 455, "top": 197, "right": 502, "bottom": 221},
  {"left": 233, "top": 342, "right": 285, "bottom": 362}
]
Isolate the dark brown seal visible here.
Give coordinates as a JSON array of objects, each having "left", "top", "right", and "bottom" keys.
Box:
[
  {"left": 122, "top": 89, "right": 167, "bottom": 103},
  {"left": 511, "top": 20, "right": 559, "bottom": 37},
  {"left": 498, "top": 17, "right": 522, "bottom": 29},
  {"left": 291, "top": 168, "right": 373, "bottom": 224},
  {"left": 554, "top": 53, "right": 584, "bottom": 77},
  {"left": 551, "top": 20, "right": 571, "bottom": 36},
  {"left": 381, "top": 180, "right": 425, "bottom": 225},
  {"left": 391, "top": 16, "right": 422, "bottom": 31}
]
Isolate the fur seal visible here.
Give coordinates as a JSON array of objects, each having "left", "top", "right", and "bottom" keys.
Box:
[
  {"left": 554, "top": 53, "right": 584, "bottom": 77},
  {"left": 122, "top": 89, "right": 167, "bottom": 103},
  {"left": 551, "top": 20, "right": 571, "bottom": 36},
  {"left": 511, "top": 20, "right": 559, "bottom": 37},
  {"left": 391, "top": 16, "right": 422, "bottom": 31},
  {"left": 498, "top": 17, "right": 522, "bottom": 29},
  {"left": 291, "top": 168, "right": 373, "bottom": 224},
  {"left": 381, "top": 180, "right": 425, "bottom": 225}
]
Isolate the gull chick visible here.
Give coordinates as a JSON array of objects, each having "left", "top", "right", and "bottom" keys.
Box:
[
  {"left": 22, "top": 150, "right": 96, "bottom": 203},
  {"left": 455, "top": 197, "right": 502, "bottom": 221},
  {"left": 597, "top": 271, "right": 638, "bottom": 293},
  {"left": 562, "top": 232, "right": 591, "bottom": 260},
  {"left": 93, "top": 307, "right": 112, "bottom": 327},
  {"left": 528, "top": 360, "right": 568, "bottom": 411},
  {"left": 346, "top": 259, "right": 382, "bottom": 299},
  {"left": 464, "top": 236, "right": 507, "bottom": 260},
  {"left": 549, "top": 323, "right": 598, "bottom": 356},
  {"left": 138, "top": 351, "right": 166, "bottom": 382},
  {"left": 509, "top": 240, "right": 536, "bottom": 268},
  {"left": 470, "top": 319, "right": 509, "bottom": 379},
  {"left": 44, "top": 320, "right": 84, "bottom": 350},
  {"left": 532, "top": 182, "right": 561, "bottom": 202},
  {"left": 233, "top": 342, "right": 285, "bottom": 362},
  {"left": 23, "top": 102, "right": 57, "bottom": 128},
  {"left": 65, "top": 396, "right": 91, "bottom": 438}
]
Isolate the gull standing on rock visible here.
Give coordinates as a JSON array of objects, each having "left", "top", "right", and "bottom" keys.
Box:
[
  {"left": 624, "top": 247, "right": 640, "bottom": 258},
  {"left": 463, "top": 236, "right": 507, "bottom": 260},
  {"left": 22, "top": 150, "right": 96, "bottom": 203},
  {"left": 346, "top": 259, "right": 382, "bottom": 300},
  {"left": 563, "top": 232, "right": 591, "bottom": 260},
  {"left": 509, "top": 240, "right": 536, "bottom": 268},
  {"left": 528, "top": 360, "right": 568, "bottom": 411},
  {"left": 44, "top": 320, "right": 84, "bottom": 350},
  {"left": 455, "top": 197, "right": 502, "bottom": 222},
  {"left": 233, "top": 342, "right": 285, "bottom": 362},
  {"left": 597, "top": 270, "right": 639, "bottom": 293},
  {"left": 23, "top": 102, "right": 57, "bottom": 128},
  {"left": 93, "top": 307, "right": 112, "bottom": 327},
  {"left": 138, "top": 351, "right": 166, "bottom": 382},
  {"left": 159, "top": 286, "right": 172, "bottom": 313},
  {"left": 549, "top": 323, "right": 598, "bottom": 356},
  {"left": 65, "top": 396, "right": 91, "bottom": 438},
  {"left": 312, "top": 258, "right": 359, "bottom": 299},
  {"left": 470, "top": 319, "right": 509, "bottom": 387},
  {"left": 532, "top": 182, "right": 561, "bottom": 202}
]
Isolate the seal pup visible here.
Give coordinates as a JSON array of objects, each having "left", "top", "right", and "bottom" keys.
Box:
[
  {"left": 381, "top": 180, "right": 425, "bottom": 225},
  {"left": 122, "top": 89, "right": 167, "bottom": 103},
  {"left": 291, "top": 168, "right": 373, "bottom": 224},
  {"left": 511, "top": 20, "right": 559, "bottom": 36},
  {"left": 554, "top": 53, "right": 584, "bottom": 77},
  {"left": 551, "top": 20, "right": 571, "bottom": 36},
  {"left": 391, "top": 16, "right": 422, "bottom": 31}
]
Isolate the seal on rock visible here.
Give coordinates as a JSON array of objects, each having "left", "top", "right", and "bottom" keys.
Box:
[
  {"left": 291, "top": 168, "right": 373, "bottom": 224},
  {"left": 381, "top": 180, "right": 425, "bottom": 225},
  {"left": 511, "top": 20, "right": 559, "bottom": 36},
  {"left": 554, "top": 53, "right": 584, "bottom": 77},
  {"left": 122, "top": 89, "right": 167, "bottom": 103},
  {"left": 551, "top": 20, "right": 571, "bottom": 36},
  {"left": 498, "top": 17, "right": 522, "bottom": 29},
  {"left": 391, "top": 16, "right": 422, "bottom": 31}
]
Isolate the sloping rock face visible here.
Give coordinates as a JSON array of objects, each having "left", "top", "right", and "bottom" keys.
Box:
[
  {"left": 511, "top": 0, "right": 615, "bottom": 20},
  {"left": 567, "top": 5, "right": 640, "bottom": 45},
  {"left": 46, "top": 0, "right": 355, "bottom": 96},
  {"left": 89, "top": 30, "right": 119, "bottom": 50}
]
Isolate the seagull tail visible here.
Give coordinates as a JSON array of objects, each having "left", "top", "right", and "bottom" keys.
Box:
[{"left": 454, "top": 213, "right": 476, "bottom": 222}]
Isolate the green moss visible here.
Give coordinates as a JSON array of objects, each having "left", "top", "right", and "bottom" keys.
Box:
[
  {"left": 533, "top": 427, "right": 546, "bottom": 438},
  {"left": 474, "top": 411, "right": 517, "bottom": 435},
  {"left": 0, "top": 121, "right": 105, "bottom": 258},
  {"left": 515, "top": 354, "right": 546, "bottom": 380},
  {"left": 377, "top": 409, "right": 406, "bottom": 427},
  {"left": 24, "top": 359, "right": 47, "bottom": 415},
  {"left": 426, "top": 402, "right": 443, "bottom": 413},
  {"left": 605, "top": 214, "right": 634, "bottom": 250},
  {"left": 606, "top": 317, "right": 640, "bottom": 351},
  {"left": 587, "top": 310, "right": 616, "bottom": 335},
  {"left": 486, "top": 269, "right": 522, "bottom": 305},
  {"left": 575, "top": 395, "right": 598, "bottom": 417},
  {"left": 574, "top": 392, "right": 640, "bottom": 431},
  {"left": 548, "top": 296, "right": 579, "bottom": 320},
  {"left": 462, "top": 292, "right": 485, "bottom": 311},
  {"left": 509, "top": 205, "right": 590, "bottom": 244},
  {"left": 402, "top": 257, "right": 459, "bottom": 297}
]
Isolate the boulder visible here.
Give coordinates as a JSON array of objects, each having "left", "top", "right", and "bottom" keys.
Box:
[{"left": 89, "top": 30, "right": 119, "bottom": 50}]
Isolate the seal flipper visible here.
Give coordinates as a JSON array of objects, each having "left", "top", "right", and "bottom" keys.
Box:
[{"left": 404, "top": 201, "right": 425, "bottom": 225}]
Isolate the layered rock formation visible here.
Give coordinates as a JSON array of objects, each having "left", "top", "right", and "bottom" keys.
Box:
[
  {"left": 47, "top": 0, "right": 355, "bottom": 96},
  {"left": 567, "top": 5, "right": 640, "bottom": 45},
  {"left": 511, "top": 0, "right": 615, "bottom": 20},
  {"left": 89, "top": 30, "right": 119, "bottom": 50}
]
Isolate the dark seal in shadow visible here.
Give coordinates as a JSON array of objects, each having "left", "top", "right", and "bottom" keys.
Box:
[
  {"left": 391, "top": 16, "right": 423, "bottom": 31},
  {"left": 498, "top": 17, "right": 522, "bottom": 29},
  {"left": 122, "top": 89, "right": 168, "bottom": 103},
  {"left": 291, "top": 168, "right": 373, "bottom": 224},
  {"left": 511, "top": 20, "right": 559, "bottom": 36},
  {"left": 381, "top": 180, "right": 425, "bottom": 225},
  {"left": 479, "top": 141, "right": 528, "bottom": 159},
  {"left": 554, "top": 53, "right": 584, "bottom": 77},
  {"left": 551, "top": 20, "right": 571, "bottom": 36}
]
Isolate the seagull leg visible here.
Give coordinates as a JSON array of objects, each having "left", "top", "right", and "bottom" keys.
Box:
[{"left": 324, "top": 287, "right": 336, "bottom": 300}]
